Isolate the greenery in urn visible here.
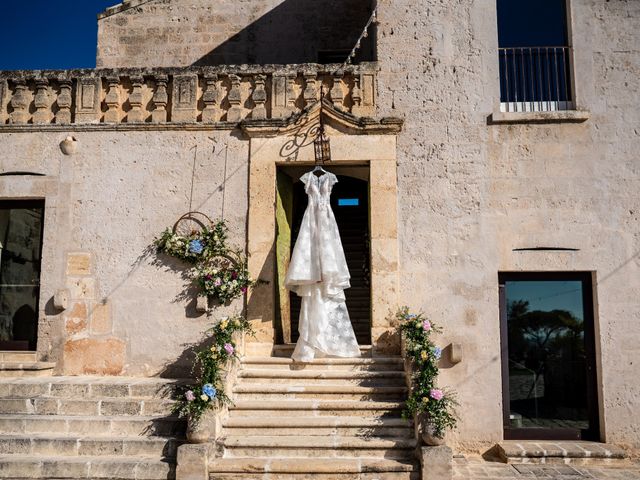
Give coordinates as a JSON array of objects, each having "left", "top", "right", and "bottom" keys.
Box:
[
  {"left": 172, "top": 314, "right": 254, "bottom": 424},
  {"left": 397, "top": 306, "right": 458, "bottom": 439}
]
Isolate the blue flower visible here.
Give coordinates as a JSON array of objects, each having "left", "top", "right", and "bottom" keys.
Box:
[
  {"left": 432, "top": 346, "right": 442, "bottom": 360},
  {"left": 189, "top": 239, "right": 204, "bottom": 254},
  {"left": 202, "top": 383, "right": 217, "bottom": 399},
  {"left": 407, "top": 314, "right": 417, "bottom": 319}
]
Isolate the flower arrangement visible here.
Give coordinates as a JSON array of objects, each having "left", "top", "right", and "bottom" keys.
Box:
[
  {"left": 154, "top": 218, "right": 255, "bottom": 304},
  {"left": 172, "top": 313, "right": 254, "bottom": 424},
  {"left": 397, "top": 306, "right": 458, "bottom": 440}
]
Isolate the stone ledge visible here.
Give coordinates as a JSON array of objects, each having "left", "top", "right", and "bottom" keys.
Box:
[
  {"left": 489, "top": 110, "right": 591, "bottom": 124},
  {"left": 496, "top": 440, "right": 627, "bottom": 465}
]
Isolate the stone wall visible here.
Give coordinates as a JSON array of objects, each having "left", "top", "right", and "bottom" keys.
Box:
[
  {"left": 375, "top": 0, "right": 640, "bottom": 448},
  {"left": 97, "top": 0, "right": 375, "bottom": 67},
  {"left": 0, "top": 130, "right": 249, "bottom": 376}
]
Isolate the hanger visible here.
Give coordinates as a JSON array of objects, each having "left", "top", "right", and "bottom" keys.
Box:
[{"left": 312, "top": 163, "right": 327, "bottom": 176}]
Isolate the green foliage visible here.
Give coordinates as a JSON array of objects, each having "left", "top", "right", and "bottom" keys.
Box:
[
  {"left": 397, "top": 306, "right": 458, "bottom": 439},
  {"left": 154, "top": 219, "right": 254, "bottom": 304},
  {"left": 172, "top": 314, "right": 254, "bottom": 424}
]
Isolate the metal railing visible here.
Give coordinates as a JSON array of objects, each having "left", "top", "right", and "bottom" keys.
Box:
[{"left": 498, "top": 46, "right": 573, "bottom": 112}]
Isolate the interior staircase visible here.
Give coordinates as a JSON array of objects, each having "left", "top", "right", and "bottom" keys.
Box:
[
  {"left": 209, "top": 345, "right": 420, "bottom": 480},
  {"left": 0, "top": 375, "right": 186, "bottom": 479}
]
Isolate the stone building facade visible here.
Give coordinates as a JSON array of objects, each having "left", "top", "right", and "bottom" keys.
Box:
[{"left": 0, "top": 0, "right": 638, "bottom": 468}]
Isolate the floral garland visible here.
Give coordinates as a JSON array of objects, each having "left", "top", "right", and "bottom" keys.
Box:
[
  {"left": 172, "top": 314, "right": 254, "bottom": 423},
  {"left": 397, "top": 306, "right": 458, "bottom": 439},
  {"left": 154, "top": 219, "right": 254, "bottom": 305}
]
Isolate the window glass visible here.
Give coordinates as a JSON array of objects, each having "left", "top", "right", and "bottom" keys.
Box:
[{"left": 497, "top": 0, "right": 569, "bottom": 48}]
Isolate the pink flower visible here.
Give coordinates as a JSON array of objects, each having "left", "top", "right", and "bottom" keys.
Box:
[
  {"left": 241, "top": 286, "right": 248, "bottom": 293},
  {"left": 214, "top": 278, "right": 222, "bottom": 286},
  {"left": 430, "top": 388, "right": 444, "bottom": 401},
  {"left": 223, "top": 343, "right": 234, "bottom": 355},
  {"left": 185, "top": 390, "right": 195, "bottom": 402},
  {"left": 422, "top": 320, "right": 431, "bottom": 331}
]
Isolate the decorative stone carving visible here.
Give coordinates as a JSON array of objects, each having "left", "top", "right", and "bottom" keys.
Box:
[
  {"left": 53, "top": 289, "right": 70, "bottom": 310},
  {"left": 285, "top": 73, "right": 297, "bottom": 114},
  {"left": 271, "top": 74, "right": 287, "bottom": 118},
  {"left": 10, "top": 80, "right": 30, "bottom": 124},
  {"left": 55, "top": 79, "right": 73, "bottom": 124},
  {"left": 59, "top": 135, "right": 78, "bottom": 156},
  {"left": 303, "top": 73, "right": 317, "bottom": 107},
  {"left": 127, "top": 75, "right": 144, "bottom": 123},
  {"left": 330, "top": 73, "right": 344, "bottom": 108},
  {"left": 351, "top": 75, "right": 363, "bottom": 116},
  {"left": 171, "top": 74, "right": 198, "bottom": 122},
  {"left": 33, "top": 79, "right": 50, "bottom": 124},
  {"left": 0, "top": 79, "right": 8, "bottom": 124},
  {"left": 202, "top": 74, "right": 219, "bottom": 123},
  {"left": 75, "top": 77, "right": 101, "bottom": 123},
  {"left": 151, "top": 74, "right": 168, "bottom": 123},
  {"left": 360, "top": 72, "right": 375, "bottom": 116},
  {"left": 104, "top": 76, "right": 121, "bottom": 123},
  {"left": 226, "top": 74, "right": 242, "bottom": 123},
  {"left": 251, "top": 74, "right": 267, "bottom": 120}
]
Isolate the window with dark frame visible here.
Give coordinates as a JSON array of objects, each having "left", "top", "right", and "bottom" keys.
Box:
[
  {"left": 496, "top": 0, "right": 574, "bottom": 112},
  {"left": 499, "top": 272, "right": 599, "bottom": 440}
]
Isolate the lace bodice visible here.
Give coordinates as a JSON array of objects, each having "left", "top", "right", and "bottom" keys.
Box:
[{"left": 301, "top": 171, "right": 338, "bottom": 208}]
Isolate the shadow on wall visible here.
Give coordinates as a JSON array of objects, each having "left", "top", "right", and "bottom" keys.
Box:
[{"left": 192, "top": 0, "right": 376, "bottom": 66}]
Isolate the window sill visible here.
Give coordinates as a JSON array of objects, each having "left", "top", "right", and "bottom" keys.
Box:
[{"left": 488, "top": 110, "right": 590, "bottom": 125}]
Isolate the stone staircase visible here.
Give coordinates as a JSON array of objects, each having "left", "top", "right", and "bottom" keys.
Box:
[
  {"left": 209, "top": 346, "right": 420, "bottom": 480},
  {"left": 0, "top": 375, "right": 187, "bottom": 479},
  {"left": 0, "top": 352, "right": 55, "bottom": 378}
]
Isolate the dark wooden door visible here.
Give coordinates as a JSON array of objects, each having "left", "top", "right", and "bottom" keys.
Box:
[{"left": 290, "top": 175, "right": 371, "bottom": 345}]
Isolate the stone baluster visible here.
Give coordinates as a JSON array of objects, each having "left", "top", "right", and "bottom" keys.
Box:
[
  {"left": 33, "top": 79, "right": 50, "bottom": 124},
  {"left": 251, "top": 74, "right": 267, "bottom": 120},
  {"left": 104, "top": 76, "right": 120, "bottom": 123},
  {"left": 151, "top": 74, "right": 168, "bottom": 123},
  {"left": 127, "top": 75, "right": 144, "bottom": 123},
  {"left": 330, "top": 73, "right": 344, "bottom": 108},
  {"left": 303, "top": 72, "right": 317, "bottom": 107},
  {"left": 351, "top": 74, "right": 363, "bottom": 116},
  {"left": 0, "top": 79, "right": 8, "bottom": 124},
  {"left": 226, "top": 74, "right": 242, "bottom": 123},
  {"left": 10, "top": 79, "right": 30, "bottom": 124},
  {"left": 202, "top": 74, "right": 219, "bottom": 123},
  {"left": 55, "top": 79, "right": 72, "bottom": 124},
  {"left": 286, "top": 73, "right": 297, "bottom": 114}
]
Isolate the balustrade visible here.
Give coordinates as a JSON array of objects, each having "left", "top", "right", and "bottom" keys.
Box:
[{"left": 0, "top": 64, "right": 377, "bottom": 126}]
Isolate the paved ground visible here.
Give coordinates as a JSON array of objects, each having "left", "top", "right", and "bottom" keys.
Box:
[{"left": 453, "top": 456, "right": 640, "bottom": 479}]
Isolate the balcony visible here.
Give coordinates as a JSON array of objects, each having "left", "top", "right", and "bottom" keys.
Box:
[{"left": 0, "top": 64, "right": 377, "bottom": 128}]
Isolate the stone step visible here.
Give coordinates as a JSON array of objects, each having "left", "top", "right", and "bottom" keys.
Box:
[
  {"left": 0, "top": 433, "right": 181, "bottom": 459},
  {"left": 229, "top": 400, "right": 404, "bottom": 418},
  {"left": 233, "top": 384, "right": 407, "bottom": 401},
  {"left": 0, "top": 397, "right": 175, "bottom": 416},
  {"left": 0, "top": 376, "right": 187, "bottom": 399},
  {"left": 222, "top": 416, "right": 413, "bottom": 437},
  {"left": 0, "top": 454, "right": 175, "bottom": 479},
  {"left": 0, "top": 362, "right": 55, "bottom": 377},
  {"left": 0, "top": 414, "right": 186, "bottom": 437},
  {"left": 241, "top": 356, "right": 404, "bottom": 372},
  {"left": 209, "top": 457, "right": 419, "bottom": 479},
  {"left": 239, "top": 369, "right": 406, "bottom": 386},
  {"left": 271, "top": 345, "right": 373, "bottom": 358},
  {"left": 220, "top": 435, "right": 417, "bottom": 459},
  {"left": 0, "top": 352, "right": 37, "bottom": 363},
  {"left": 496, "top": 440, "right": 627, "bottom": 465}
]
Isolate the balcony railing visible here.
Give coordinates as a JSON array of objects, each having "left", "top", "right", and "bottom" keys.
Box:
[
  {"left": 0, "top": 64, "right": 376, "bottom": 127},
  {"left": 498, "top": 46, "right": 573, "bottom": 113}
]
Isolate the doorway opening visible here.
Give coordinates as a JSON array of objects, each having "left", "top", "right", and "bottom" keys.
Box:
[
  {"left": 275, "top": 166, "right": 371, "bottom": 346},
  {"left": 499, "top": 272, "right": 600, "bottom": 440},
  {"left": 0, "top": 200, "right": 45, "bottom": 351}
]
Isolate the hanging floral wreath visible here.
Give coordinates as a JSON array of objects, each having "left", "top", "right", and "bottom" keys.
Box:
[{"left": 154, "top": 214, "right": 255, "bottom": 305}]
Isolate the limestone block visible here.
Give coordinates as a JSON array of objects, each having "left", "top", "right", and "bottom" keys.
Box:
[
  {"left": 195, "top": 296, "right": 208, "bottom": 313},
  {"left": 171, "top": 74, "right": 198, "bottom": 122},
  {"left": 74, "top": 77, "right": 102, "bottom": 123},
  {"left": 65, "top": 302, "right": 88, "bottom": 335},
  {"left": 90, "top": 302, "right": 112, "bottom": 335},
  {"left": 66, "top": 253, "right": 92, "bottom": 275},
  {"left": 53, "top": 289, "right": 69, "bottom": 310},
  {"left": 63, "top": 337, "right": 125, "bottom": 375},
  {"left": 371, "top": 327, "right": 400, "bottom": 355},
  {"left": 176, "top": 444, "right": 208, "bottom": 480},
  {"left": 66, "top": 277, "right": 96, "bottom": 300},
  {"left": 420, "top": 445, "right": 452, "bottom": 480}
]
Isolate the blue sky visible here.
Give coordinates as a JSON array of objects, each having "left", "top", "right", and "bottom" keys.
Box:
[
  {"left": 506, "top": 280, "right": 585, "bottom": 320},
  {"left": 0, "top": 1, "right": 117, "bottom": 70}
]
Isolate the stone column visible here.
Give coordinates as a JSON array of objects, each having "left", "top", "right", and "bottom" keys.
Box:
[
  {"left": 33, "top": 79, "right": 50, "bottom": 124},
  {"left": 127, "top": 75, "right": 144, "bottom": 123},
  {"left": 251, "top": 74, "right": 267, "bottom": 120},
  {"left": 226, "top": 74, "right": 242, "bottom": 123},
  {"left": 151, "top": 74, "right": 168, "bottom": 123},
  {"left": 10, "top": 79, "right": 30, "bottom": 124},
  {"left": 0, "top": 79, "right": 8, "bottom": 124},
  {"left": 201, "top": 74, "right": 219, "bottom": 123},
  {"left": 55, "top": 79, "right": 73, "bottom": 124},
  {"left": 104, "top": 76, "right": 121, "bottom": 123}
]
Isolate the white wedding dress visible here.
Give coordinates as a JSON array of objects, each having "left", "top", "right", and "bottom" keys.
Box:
[{"left": 285, "top": 171, "right": 361, "bottom": 362}]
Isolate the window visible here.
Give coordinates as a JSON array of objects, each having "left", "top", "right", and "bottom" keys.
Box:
[
  {"left": 497, "top": 0, "right": 573, "bottom": 112},
  {"left": 499, "top": 272, "right": 599, "bottom": 440}
]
